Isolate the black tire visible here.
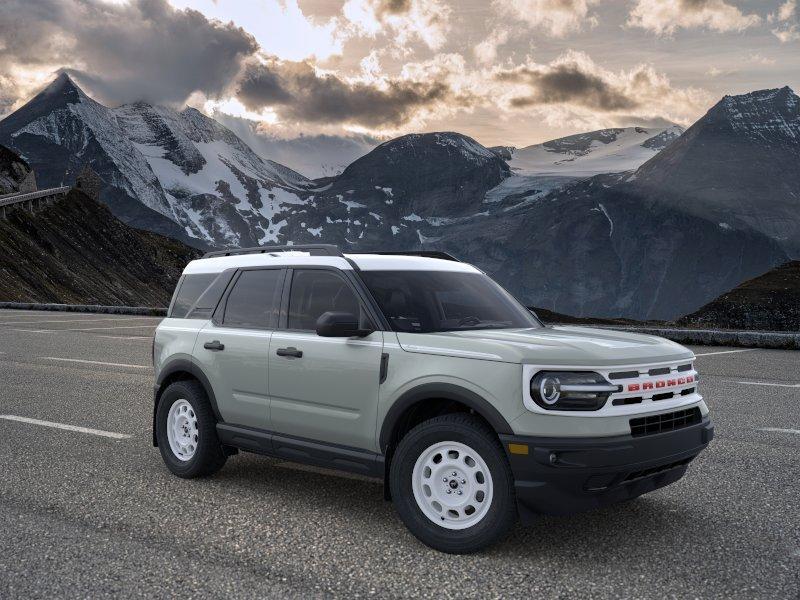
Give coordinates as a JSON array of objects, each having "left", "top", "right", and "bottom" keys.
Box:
[
  {"left": 390, "top": 413, "right": 517, "bottom": 554},
  {"left": 156, "top": 380, "right": 227, "bottom": 478}
]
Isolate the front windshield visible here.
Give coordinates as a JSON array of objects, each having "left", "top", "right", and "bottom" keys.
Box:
[{"left": 360, "top": 270, "right": 542, "bottom": 333}]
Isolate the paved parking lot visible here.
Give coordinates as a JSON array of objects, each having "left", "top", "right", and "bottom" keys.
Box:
[{"left": 0, "top": 308, "right": 797, "bottom": 598}]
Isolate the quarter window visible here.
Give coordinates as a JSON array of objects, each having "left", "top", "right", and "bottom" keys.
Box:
[
  {"left": 170, "top": 274, "right": 217, "bottom": 318},
  {"left": 223, "top": 269, "right": 282, "bottom": 328}
]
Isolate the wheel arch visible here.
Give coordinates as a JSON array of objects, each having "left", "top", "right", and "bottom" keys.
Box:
[
  {"left": 152, "top": 359, "right": 222, "bottom": 446},
  {"left": 379, "top": 383, "right": 514, "bottom": 454}
]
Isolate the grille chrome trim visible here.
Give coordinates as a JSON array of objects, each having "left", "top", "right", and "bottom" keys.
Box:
[{"left": 522, "top": 358, "right": 702, "bottom": 417}]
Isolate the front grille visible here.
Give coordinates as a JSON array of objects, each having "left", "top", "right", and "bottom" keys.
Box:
[
  {"left": 629, "top": 407, "right": 702, "bottom": 437},
  {"left": 613, "top": 396, "right": 643, "bottom": 406},
  {"left": 623, "top": 456, "right": 695, "bottom": 482},
  {"left": 648, "top": 367, "right": 671, "bottom": 376},
  {"left": 609, "top": 370, "right": 640, "bottom": 380}
]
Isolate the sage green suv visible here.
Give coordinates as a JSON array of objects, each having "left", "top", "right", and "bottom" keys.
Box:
[{"left": 152, "top": 244, "right": 713, "bottom": 553}]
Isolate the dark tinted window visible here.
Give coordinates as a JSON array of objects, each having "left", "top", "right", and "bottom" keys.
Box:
[
  {"left": 186, "top": 270, "right": 236, "bottom": 319},
  {"left": 170, "top": 274, "right": 217, "bottom": 318},
  {"left": 287, "top": 270, "right": 367, "bottom": 330},
  {"left": 360, "top": 270, "right": 541, "bottom": 333},
  {"left": 223, "top": 269, "right": 282, "bottom": 328}
]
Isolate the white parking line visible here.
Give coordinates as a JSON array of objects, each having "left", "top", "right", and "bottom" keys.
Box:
[
  {"left": 0, "top": 415, "right": 131, "bottom": 439},
  {"left": 758, "top": 427, "right": 800, "bottom": 435},
  {"left": 737, "top": 381, "right": 800, "bottom": 388},
  {"left": 694, "top": 349, "right": 756, "bottom": 357},
  {"left": 0, "top": 317, "right": 156, "bottom": 326},
  {"left": 40, "top": 357, "right": 151, "bottom": 369}
]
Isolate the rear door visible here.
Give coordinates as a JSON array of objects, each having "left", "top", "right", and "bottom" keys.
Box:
[
  {"left": 194, "top": 267, "right": 284, "bottom": 428},
  {"left": 268, "top": 268, "right": 384, "bottom": 450}
]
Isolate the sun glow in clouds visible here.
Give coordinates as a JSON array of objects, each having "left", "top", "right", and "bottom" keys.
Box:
[
  {"left": 167, "top": 0, "right": 346, "bottom": 61},
  {"left": 204, "top": 97, "right": 280, "bottom": 125}
]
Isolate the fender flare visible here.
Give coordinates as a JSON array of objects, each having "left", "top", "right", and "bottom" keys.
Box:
[
  {"left": 379, "top": 383, "right": 514, "bottom": 452},
  {"left": 153, "top": 358, "right": 223, "bottom": 446}
]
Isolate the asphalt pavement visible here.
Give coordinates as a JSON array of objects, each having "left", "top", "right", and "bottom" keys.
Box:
[{"left": 0, "top": 309, "right": 797, "bottom": 599}]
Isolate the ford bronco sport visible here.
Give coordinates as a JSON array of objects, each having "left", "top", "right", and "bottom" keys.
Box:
[{"left": 152, "top": 244, "right": 713, "bottom": 553}]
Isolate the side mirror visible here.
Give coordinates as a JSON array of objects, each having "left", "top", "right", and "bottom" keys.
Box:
[{"left": 315, "top": 311, "right": 373, "bottom": 337}]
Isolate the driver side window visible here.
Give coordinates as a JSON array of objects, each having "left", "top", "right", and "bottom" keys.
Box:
[{"left": 287, "top": 270, "right": 369, "bottom": 331}]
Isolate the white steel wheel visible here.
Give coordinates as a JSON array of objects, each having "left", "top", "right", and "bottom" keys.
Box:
[
  {"left": 411, "top": 440, "right": 494, "bottom": 530},
  {"left": 166, "top": 399, "right": 199, "bottom": 461}
]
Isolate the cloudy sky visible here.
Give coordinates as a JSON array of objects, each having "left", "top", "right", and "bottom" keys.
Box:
[{"left": 0, "top": 0, "right": 798, "bottom": 147}]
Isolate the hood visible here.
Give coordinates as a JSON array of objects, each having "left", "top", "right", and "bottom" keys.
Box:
[{"left": 395, "top": 325, "right": 693, "bottom": 366}]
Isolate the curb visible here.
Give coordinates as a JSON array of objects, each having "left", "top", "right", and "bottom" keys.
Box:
[{"left": 0, "top": 302, "right": 166, "bottom": 317}]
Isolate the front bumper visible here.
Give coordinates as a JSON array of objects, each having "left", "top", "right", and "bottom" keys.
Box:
[{"left": 500, "top": 417, "right": 714, "bottom": 522}]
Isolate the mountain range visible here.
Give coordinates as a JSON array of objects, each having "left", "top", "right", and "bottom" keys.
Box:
[{"left": 0, "top": 74, "right": 797, "bottom": 321}]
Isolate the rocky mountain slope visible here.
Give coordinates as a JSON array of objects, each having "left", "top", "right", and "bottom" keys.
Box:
[
  {"left": 678, "top": 261, "right": 800, "bottom": 331},
  {"left": 421, "top": 88, "right": 799, "bottom": 320},
  {"left": 275, "top": 132, "right": 510, "bottom": 249},
  {"left": 0, "top": 189, "right": 199, "bottom": 306},
  {"left": 0, "top": 74, "right": 315, "bottom": 249},
  {"left": 633, "top": 86, "right": 800, "bottom": 256},
  {"left": 2, "top": 76, "right": 795, "bottom": 321},
  {"left": 432, "top": 173, "right": 788, "bottom": 320},
  {"left": 0, "top": 144, "right": 35, "bottom": 194}
]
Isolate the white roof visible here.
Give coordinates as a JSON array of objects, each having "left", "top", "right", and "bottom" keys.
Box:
[{"left": 182, "top": 251, "right": 480, "bottom": 275}]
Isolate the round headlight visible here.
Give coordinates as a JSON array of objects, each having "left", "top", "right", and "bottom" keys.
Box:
[
  {"left": 539, "top": 376, "right": 561, "bottom": 404},
  {"left": 530, "top": 371, "right": 617, "bottom": 411}
]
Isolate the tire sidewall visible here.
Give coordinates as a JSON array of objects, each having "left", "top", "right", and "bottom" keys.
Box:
[
  {"left": 390, "top": 418, "right": 516, "bottom": 553},
  {"left": 156, "top": 382, "right": 212, "bottom": 477}
]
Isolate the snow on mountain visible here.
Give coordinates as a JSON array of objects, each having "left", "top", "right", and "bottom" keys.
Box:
[
  {"left": 213, "top": 113, "right": 376, "bottom": 179},
  {"left": 481, "top": 126, "right": 683, "bottom": 211},
  {"left": 0, "top": 74, "right": 316, "bottom": 248},
  {"left": 507, "top": 126, "right": 684, "bottom": 177},
  {"left": 9, "top": 73, "right": 171, "bottom": 217}
]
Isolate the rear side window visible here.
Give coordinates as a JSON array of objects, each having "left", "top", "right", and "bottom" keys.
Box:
[
  {"left": 222, "top": 269, "right": 283, "bottom": 328},
  {"left": 287, "top": 269, "right": 368, "bottom": 331},
  {"left": 170, "top": 274, "right": 217, "bottom": 318}
]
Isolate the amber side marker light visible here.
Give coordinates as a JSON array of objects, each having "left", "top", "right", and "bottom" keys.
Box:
[{"left": 508, "top": 443, "right": 529, "bottom": 455}]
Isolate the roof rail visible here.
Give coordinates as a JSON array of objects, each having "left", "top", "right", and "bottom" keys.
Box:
[
  {"left": 202, "top": 244, "right": 344, "bottom": 259},
  {"left": 350, "top": 250, "right": 461, "bottom": 262}
]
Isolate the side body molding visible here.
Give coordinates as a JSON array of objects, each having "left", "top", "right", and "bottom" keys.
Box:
[{"left": 379, "top": 383, "right": 514, "bottom": 452}]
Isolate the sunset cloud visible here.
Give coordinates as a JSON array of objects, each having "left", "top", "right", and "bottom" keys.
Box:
[
  {"left": 342, "top": 0, "right": 451, "bottom": 50},
  {"left": 769, "top": 0, "right": 800, "bottom": 42},
  {"left": 627, "top": 0, "right": 761, "bottom": 35},
  {"left": 492, "top": 51, "right": 710, "bottom": 127},
  {"left": 0, "top": 0, "right": 256, "bottom": 107},
  {"left": 236, "top": 57, "right": 458, "bottom": 129},
  {"left": 493, "top": 0, "right": 599, "bottom": 37}
]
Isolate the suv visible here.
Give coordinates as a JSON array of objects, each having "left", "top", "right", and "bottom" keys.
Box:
[{"left": 152, "top": 244, "right": 713, "bottom": 553}]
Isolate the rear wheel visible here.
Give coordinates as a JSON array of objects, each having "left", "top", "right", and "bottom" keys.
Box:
[
  {"left": 156, "top": 380, "right": 227, "bottom": 478},
  {"left": 390, "top": 414, "right": 517, "bottom": 553}
]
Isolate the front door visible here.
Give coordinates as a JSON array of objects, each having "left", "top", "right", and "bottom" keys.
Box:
[
  {"left": 194, "top": 268, "right": 284, "bottom": 428},
  {"left": 268, "top": 268, "right": 383, "bottom": 450}
]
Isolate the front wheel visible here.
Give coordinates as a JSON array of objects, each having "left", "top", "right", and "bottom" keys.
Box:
[{"left": 390, "top": 414, "right": 517, "bottom": 553}]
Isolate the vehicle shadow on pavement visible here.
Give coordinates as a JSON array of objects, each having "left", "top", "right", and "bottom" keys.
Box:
[{"left": 201, "top": 452, "right": 709, "bottom": 559}]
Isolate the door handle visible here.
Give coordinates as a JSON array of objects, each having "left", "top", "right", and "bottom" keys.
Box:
[
  {"left": 276, "top": 347, "right": 303, "bottom": 358},
  {"left": 203, "top": 340, "right": 225, "bottom": 351}
]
